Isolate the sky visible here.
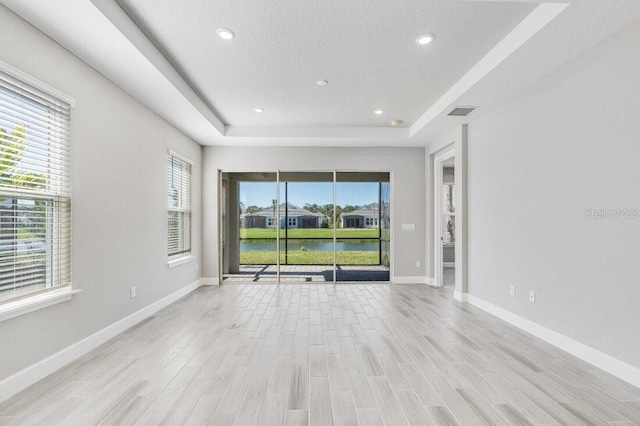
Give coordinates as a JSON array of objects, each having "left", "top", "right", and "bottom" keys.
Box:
[{"left": 239, "top": 182, "right": 379, "bottom": 208}]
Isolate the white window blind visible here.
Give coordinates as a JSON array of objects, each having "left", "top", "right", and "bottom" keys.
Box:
[
  {"left": 0, "top": 69, "right": 71, "bottom": 303},
  {"left": 167, "top": 153, "right": 191, "bottom": 259}
]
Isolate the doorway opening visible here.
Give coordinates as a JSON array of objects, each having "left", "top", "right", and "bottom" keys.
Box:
[
  {"left": 221, "top": 171, "right": 391, "bottom": 283},
  {"left": 434, "top": 151, "right": 456, "bottom": 288}
]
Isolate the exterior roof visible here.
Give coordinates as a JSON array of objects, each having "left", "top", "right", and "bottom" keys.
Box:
[
  {"left": 246, "top": 203, "right": 323, "bottom": 219},
  {"left": 341, "top": 203, "right": 380, "bottom": 218}
]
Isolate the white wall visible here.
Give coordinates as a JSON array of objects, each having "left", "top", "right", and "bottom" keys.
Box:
[
  {"left": 461, "top": 19, "right": 640, "bottom": 369},
  {"left": 0, "top": 6, "right": 201, "bottom": 381},
  {"left": 202, "top": 147, "right": 426, "bottom": 281}
]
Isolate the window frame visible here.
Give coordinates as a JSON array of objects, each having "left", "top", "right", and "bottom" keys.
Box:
[
  {"left": 167, "top": 150, "right": 193, "bottom": 267},
  {"left": 0, "top": 60, "right": 77, "bottom": 321}
]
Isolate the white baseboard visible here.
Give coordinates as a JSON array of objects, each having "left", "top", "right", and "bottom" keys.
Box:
[
  {"left": 200, "top": 277, "right": 220, "bottom": 286},
  {"left": 392, "top": 276, "right": 428, "bottom": 284},
  {"left": 422, "top": 276, "right": 441, "bottom": 287},
  {"left": 453, "top": 291, "right": 468, "bottom": 302},
  {"left": 0, "top": 278, "right": 203, "bottom": 403},
  {"left": 466, "top": 294, "right": 640, "bottom": 389}
]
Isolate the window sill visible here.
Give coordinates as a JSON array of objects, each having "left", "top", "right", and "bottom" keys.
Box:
[
  {"left": 168, "top": 255, "right": 194, "bottom": 268},
  {"left": 0, "top": 287, "right": 81, "bottom": 323}
]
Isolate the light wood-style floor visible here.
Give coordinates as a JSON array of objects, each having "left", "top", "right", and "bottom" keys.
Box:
[{"left": 1, "top": 284, "right": 639, "bottom": 425}]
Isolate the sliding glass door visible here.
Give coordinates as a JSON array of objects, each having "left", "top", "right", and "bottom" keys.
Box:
[
  {"left": 279, "top": 172, "right": 334, "bottom": 281},
  {"left": 234, "top": 173, "right": 278, "bottom": 281},
  {"left": 335, "top": 172, "right": 390, "bottom": 281},
  {"left": 222, "top": 171, "right": 390, "bottom": 283}
]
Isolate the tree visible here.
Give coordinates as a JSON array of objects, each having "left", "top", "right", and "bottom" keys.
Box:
[
  {"left": 0, "top": 124, "right": 46, "bottom": 190},
  {"left": 341, "top": 205, "right": 359, "bottom": 213},
  {"left": 0, "top": 124, "right": 25, "bottom": 175},
  {"left": 318, "top": 203, "right": 344, "bottom": 228},
  {"left": 1, "top": 124, "right": 47, "bottom": 263},
  {"left": 304, "top": 203, "right": 321, "bottom": 213}
]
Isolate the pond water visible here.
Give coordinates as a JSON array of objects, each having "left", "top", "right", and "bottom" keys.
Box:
[{"left": 240, "top": 239, "right": 378, "bottom": 252}]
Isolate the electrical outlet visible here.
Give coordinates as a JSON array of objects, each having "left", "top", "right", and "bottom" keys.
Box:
[
  {"left": 509, "top": 285, "right": 515, "bottom": 296},
  {"left": 529, "top": 291, "right": 535, "bottom": 303},
  {"left": 131, "top": 286, "right": 136, "bottom": 298},
  {"left": 195, "top": 263, "right": 199, "bottom": 271},
  {"left": 416, "top": 261, "right": 421, "bottom": 268}
]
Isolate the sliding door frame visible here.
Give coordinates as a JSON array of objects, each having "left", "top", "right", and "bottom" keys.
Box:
[
  {"left": 219, "top": 169, "right": 392, "bottom": 284},
  {"left": 276, "top": 170, "right": 281, "bottom": 283},
  {"left": 333, "top": 170, "right": 337, "bottom": 283}
]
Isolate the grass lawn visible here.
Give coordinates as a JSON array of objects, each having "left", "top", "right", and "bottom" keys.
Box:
[
  {"left": 240, "top": 250, "right": 378, "bottom": 265},
  {"left": 240, "top": 228, "right": 378, "bottom": 239}
]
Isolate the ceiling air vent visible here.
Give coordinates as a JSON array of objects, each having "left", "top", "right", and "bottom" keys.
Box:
[{"left": 448, "top": 106, "right": 476, "bottom": 117}]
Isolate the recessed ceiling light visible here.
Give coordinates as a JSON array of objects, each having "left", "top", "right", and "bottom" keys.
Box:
[
  {"left": 254, "top": 107, "right": 264, "bottom": 113},
  {"left": 316, "top": 80, "right": 328, "bottom": 86},
  {"left": 216, "top": 28, "right": 235, "bottom": 40},
  {"left": 416, "top": 33, "right": 435, "bottom": 45},
  {"left": 373, "top": 109, "right": 384, "bottom": 115},
  {"left": 391, "top": 119, "right": 403, "bottom": 127}
]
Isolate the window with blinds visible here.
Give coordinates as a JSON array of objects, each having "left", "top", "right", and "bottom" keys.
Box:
[
  {"left": 0, "top": 68, "right": 72, "bottom": 304},
  {"left": 167, "top": 152, "right": 191, "bottom": 260}
]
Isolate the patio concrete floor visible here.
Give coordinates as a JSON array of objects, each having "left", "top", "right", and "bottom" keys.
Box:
[{"left": 223, "top": 264, "right": 390, "bottom": 283}]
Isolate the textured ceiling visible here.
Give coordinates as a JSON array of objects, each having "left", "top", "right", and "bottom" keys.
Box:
[
  {"left": 4, "top": 0, "right": 640, "bottom": 146},
  {"left": 117, "top": 0, "right": 535, "bottom": 128}
]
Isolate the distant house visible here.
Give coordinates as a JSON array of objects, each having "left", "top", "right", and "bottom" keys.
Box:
[
  {"left": 341, "top": 203, "right": 379, "bottom": 228},
  {"left": 241, "top": 203, "right": 324, "bottom": 229}
]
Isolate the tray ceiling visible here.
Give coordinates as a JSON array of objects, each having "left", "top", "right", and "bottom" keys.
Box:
[{"left": 3, "top": 0, "right": 640, "bottom": 146}]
